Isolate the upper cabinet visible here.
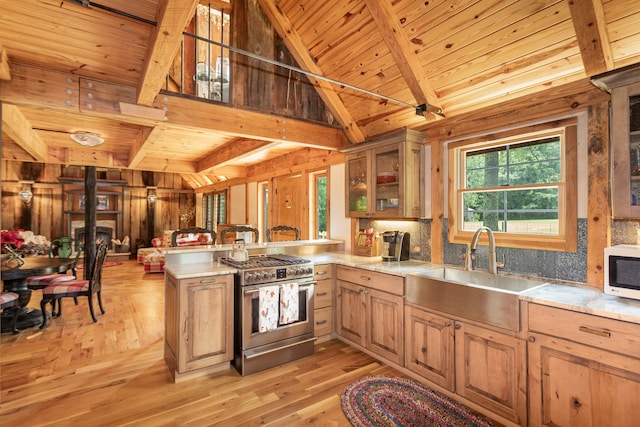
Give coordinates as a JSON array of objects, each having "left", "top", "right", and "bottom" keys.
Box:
[
  {"left": 592, "top": 64, "right": 640, "bottom": 218},
  {"left": 342, "top": 129, "right": 424, "bottom": 219}
]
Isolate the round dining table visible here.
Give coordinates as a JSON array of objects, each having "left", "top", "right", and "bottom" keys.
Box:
[{"left": 1, "top": 256, "right": 75, "bottom": 332}]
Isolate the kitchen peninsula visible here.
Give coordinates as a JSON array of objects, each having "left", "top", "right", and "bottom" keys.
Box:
[{"left": 163, "top": 242, "right": 640, "bottom": 426}]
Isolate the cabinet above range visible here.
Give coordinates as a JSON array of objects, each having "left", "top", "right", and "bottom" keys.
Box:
[{"left": 341, "top": 129, "right": 425, "bottom": 219}]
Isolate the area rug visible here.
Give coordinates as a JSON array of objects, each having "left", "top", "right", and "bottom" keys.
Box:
[
  {"left": 77, "top": 261, "right": 122, "bottom": 269},
  {"left": 341, "top": 376, "right": 495, "bottom": 427}
]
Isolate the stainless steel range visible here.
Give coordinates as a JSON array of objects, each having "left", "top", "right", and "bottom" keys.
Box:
[{"left": 220, "top": 254, "right": 316, "bottom": 376}]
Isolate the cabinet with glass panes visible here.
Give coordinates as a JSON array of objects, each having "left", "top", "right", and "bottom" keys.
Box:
[
  {"left": 342, "top": 129, "right": 424, "bottom": 218},
  {"left": 592, "top": 65, "right": 640, "bottom": 218}
]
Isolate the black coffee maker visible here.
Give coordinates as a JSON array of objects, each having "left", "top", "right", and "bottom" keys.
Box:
[{"left": 381, "top": 231, "right": 410, "bottom": 261}]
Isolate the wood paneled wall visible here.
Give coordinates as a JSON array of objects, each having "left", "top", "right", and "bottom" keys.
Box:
[{"left": 1, "top": 161, "right": 195, "bottom": 250}]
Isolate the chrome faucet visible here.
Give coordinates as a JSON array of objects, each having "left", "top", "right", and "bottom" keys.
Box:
[{"left": 466, "top": 226, "right": 504, "bottom": 274}]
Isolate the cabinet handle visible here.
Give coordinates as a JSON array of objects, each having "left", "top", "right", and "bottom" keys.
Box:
[
  {"left": 316, "top": 292, "right": 328, "bottom": 297},
  {"left": 199, "top": 279, "right": 217, "bottom": 284},
  {"left": 578, "top": 325, "right": 611, "bottom": 338},
  {"left": 528, "top": 336, "right": 536, "bottom": 343},
  {"left": 359, "top": 288, "right": 369, "bottom": 294},
  {"left": 359, "top": 276, "right": 371, "bottom": 281},
  {"left": 454, "top": 323, "right": 461, "bottom": 330},
  {"left": 316, "top": 320, "right": 328, "bottom": 325},
  {"left": 444, "top": 321, "right": 452, "bottom": 327},
  {"left": 316, "top": 271, "right": 327, "bottom": 276}
]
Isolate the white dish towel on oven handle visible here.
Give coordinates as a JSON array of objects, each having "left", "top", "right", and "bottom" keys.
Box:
[
  {"left": 259, "top": 285, "right": 280, "bottom": 332},
  {"left": 279, "top": 282, "right": 299, "bottom": 325}
]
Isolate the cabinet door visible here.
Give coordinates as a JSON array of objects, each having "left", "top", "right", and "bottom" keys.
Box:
[
  {"left": 335, "top": 279, "right": 366, "bottom": 346},
  {"left": 455, "top": 322, "right": 527, "bottom": 424},
  {"left": 345, "top": 152, "right": 371, "bottom": 217},
  {"left": 612, "top": 81, "right": 640, "bottom": 217},
  {"left": 529, "top": 333, "right": 640, "bottom": 427},
  {"left": 372, "top": 144, "right": 401, "bottom": 218},
  {"left": 405, "top": 305, "right": 454, "bottom": 391},
  {"left": 366, "top": 288, "right": 404, "bottom": 365},
  {"left": 178, "top": 275, "right": 233, "bottom": 373}
]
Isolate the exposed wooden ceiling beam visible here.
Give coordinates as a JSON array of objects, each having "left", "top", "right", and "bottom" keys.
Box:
[
  {"left": 363, "top": 0, "right": 443, "bottom": 119},
  {"left": 256, "top": 0, "right": 365, "bottom": 144},
  {"left": 155, "top": 94, "right": 349, "bottom": 149},
  {"left": 567, "top": 0, "right": 613, "bottom": 76},
  {"left": 2, "top": 104, "right": 47, "bottom": 162},
  {"left": 0, "top": 44, "right": 10, "bottom": 80},
  {"left": 137, "top": 0, "right": 199, "bottom": 105},
  {"left": 197, "top": 138, "right": 274, "bottom": 173},
  {"left": 129, "top": 126, "right": 166, "bottom": 169},
  {"left": 200, "top": 0, "right": 232, "bottom": 10}
]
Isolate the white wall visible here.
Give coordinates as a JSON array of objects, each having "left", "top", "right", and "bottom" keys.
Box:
[
  {"left": 229, "top": 184, "right": 247, "bottom": 224},
  {"left": 330, "top": 163, "right": 351, "bottom": 250}
]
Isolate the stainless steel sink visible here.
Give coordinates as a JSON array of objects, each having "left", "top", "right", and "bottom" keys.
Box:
[{"left": 405, "top": 268, "right": 548, "bottom": 331}]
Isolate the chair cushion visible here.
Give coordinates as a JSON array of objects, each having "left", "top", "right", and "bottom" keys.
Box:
[
  {"left": 144, "top": 261, "right": 164, "bottom": 273},
  {"left": 174, "top": 232, "right": 213, "bottom": 246},
  {"left": 42, "top": 280, "right": 89, "bottom": 295},
  {"left": 26, "top": 274, "right": 76, "bottom": 286},
  {"left": 0, "top": 292, "right": 19, "bottom": 305}
]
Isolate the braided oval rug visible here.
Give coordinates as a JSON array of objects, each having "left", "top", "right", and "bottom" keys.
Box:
[{"left": 341, "top": 376, "right": 496, "bottom": 427}]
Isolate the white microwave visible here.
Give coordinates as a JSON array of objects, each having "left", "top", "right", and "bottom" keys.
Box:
[{"left": 605, "top": 245, "right": 640, "bottom": 300}]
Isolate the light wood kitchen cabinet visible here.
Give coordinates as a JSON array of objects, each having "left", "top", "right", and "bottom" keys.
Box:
[
  {"left": 313, "top": 263, "right": 334, "bottom": 342},
  {"left": 164, "top": 272, "right": 233, "bottom": 382},
  {"left": 527, "top": 303, "right": 640, "bottom": 426},
  {"left": 405, "top": 303, "right": 527, "bottom": 425},
  {"left": 336, "top": 265, "right": 404, "bottom": 365},
  {"left": 591, "top": 65, "right": 640, "bottom": 218},
  {"left": 342, "top": 129, "right": 424, "bottom": 219},
  {"left": 405, "top": 305, "right": 454, "bottom": 390}
]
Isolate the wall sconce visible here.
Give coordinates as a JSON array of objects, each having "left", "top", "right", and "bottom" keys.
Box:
[
  {"left": 17, "top": 181, "right": 34, "bottom": 205},
  {"left": 147, "top": 187, "right": 158, "bottom": 205}
]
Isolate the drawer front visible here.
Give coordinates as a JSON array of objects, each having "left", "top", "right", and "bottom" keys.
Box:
[
  {"left": 314, "top": 280, "right": 333, "bottom": 308},
  {"left": 336, "top": 265, "right": 404, "bottom": 295},
  {"left": 314, "top": 263, "right": 333, "bottom": 280},
  {"left": 528, "top": 303, "right": 640, "bottom": 356},
  {"left": 314, "top": 306, "right": 333, "bottom": 336},
  {"left": 179, "top": 274, "right": 232, "bottom": 287}
]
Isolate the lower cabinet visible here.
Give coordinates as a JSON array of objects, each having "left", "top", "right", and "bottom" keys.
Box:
[
  {"left": 336, "top": 265, "right": 404, "bottom": 365},
  {"left": 164, "top": 272, "right": 234, "bottom": 381},
  {"left": 527, "top": 303, "right": 640, "bottom": 426},
  {"left": 313, "top": 263, "right": 334, "bottom": 341},
  {"left": 405, "top": 304, "right": 527, "bottom": 425}
]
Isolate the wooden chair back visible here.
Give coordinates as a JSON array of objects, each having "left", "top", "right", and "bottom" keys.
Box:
[
  {"left": 219, "top": 226, "right": 259, "bottom": 244},
  {"left": 266, "top": 225, "right": 301, "bottom": 242}
]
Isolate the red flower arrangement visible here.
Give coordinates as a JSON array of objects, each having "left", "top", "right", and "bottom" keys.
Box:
[{"left": 1, "top": 229, "right": 25, "bottom": 249}]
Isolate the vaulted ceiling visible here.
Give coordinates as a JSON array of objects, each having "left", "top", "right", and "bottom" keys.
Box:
[{"left": 2, "top": 0, "right": 640, "bottom": 188}]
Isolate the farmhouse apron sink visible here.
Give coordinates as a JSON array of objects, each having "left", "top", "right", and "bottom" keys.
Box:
[{"left": 405, "top": 267, "right": 548, "bottom": 331}]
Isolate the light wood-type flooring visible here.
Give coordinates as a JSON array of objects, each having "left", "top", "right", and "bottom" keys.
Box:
[{"left": 1, "top": 259, "right": 404, "bottom": 426}]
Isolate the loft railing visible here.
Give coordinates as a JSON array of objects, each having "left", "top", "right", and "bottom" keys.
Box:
[{"left": 165, "top": 4, "right": 231, "bottom": 103}]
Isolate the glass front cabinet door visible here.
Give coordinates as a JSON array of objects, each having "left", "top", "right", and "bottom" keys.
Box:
[
  {"left": 592, "top": 65, "right": 640, "bottom": 218},
  {"left": 343, "top": 129, "right": 424, "bottom": 219}
]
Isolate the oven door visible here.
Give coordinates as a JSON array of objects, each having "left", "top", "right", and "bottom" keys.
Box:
[{"left": 240, "top": 279, "right": 315, "bottom": 350}]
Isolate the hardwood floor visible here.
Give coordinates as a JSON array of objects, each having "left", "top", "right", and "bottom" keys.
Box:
[{"left": 1, "top": 259, "right": 402, "bottom": 426}]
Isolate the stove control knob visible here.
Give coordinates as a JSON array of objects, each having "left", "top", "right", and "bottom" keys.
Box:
[
  {"left": 269, "top": 271, "right": 276, "bottom": 280},
  {"left": 261, "top": 272, "right": 269, "bottom": 280},
  {"left": 244, "top": 272, "right": 252, "bottom": 283}
]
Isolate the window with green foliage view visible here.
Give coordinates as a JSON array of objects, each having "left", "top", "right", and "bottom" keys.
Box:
[
  {"left": 449, "top": 123, "right": 577, "bottom": 252},
  {"left": 463, "top": 136, "right": 561, "bottom": 234}
]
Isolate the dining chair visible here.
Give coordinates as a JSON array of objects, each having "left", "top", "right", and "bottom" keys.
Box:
[
  {"left": 39, "top": 241, "right": 108, "bottom": 329},
  {"left": 266, "top": 225, "right": 300, "bottom": 242},
  {"left": 219, "top": 226, "right": 259, "bottom": 244},
  {"left": 0, "top": 292, "right": 21, "bottom": 334}
]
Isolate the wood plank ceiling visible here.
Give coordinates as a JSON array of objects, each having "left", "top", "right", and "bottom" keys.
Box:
[{"left": 1, "top": 0, "right": 640, "bottom": 188}]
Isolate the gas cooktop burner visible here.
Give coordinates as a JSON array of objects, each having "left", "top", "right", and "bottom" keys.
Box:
[{"left": 219, "top": 254, "right": 310, "bottom": 269}]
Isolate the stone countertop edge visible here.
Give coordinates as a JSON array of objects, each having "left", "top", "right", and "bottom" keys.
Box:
[
  {"left": 162, "top": 239, "right": 343, "bottom": 255},
  {"left": 163, "top": 250, "right": 640, "bottom": 324}
]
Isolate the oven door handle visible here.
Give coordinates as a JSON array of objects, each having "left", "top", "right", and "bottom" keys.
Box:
[
  {"left": 243, "top": 281, "right": 317, "bottom": 295},
  {"left": 244, "top": 336, "right": 317, "bottom": 360}
]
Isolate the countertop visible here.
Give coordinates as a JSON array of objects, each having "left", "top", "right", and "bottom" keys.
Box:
[{"left": 164, "top": 250, "right": 640, "bottom": 324}]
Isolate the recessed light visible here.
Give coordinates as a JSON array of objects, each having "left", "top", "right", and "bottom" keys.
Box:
[{"left": 70, "top": 132, "right": 104, "bottom": 146}]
